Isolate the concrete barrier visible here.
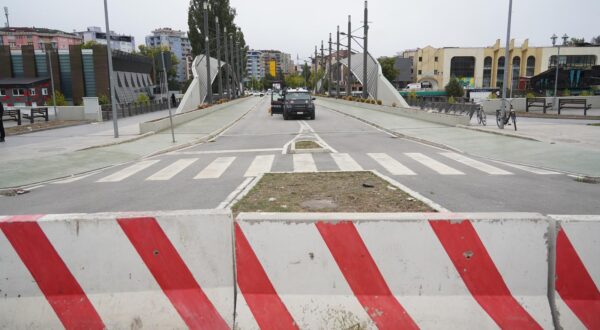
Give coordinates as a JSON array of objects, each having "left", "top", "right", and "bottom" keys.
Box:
[
  {"left": 234, "top": 212, "right": 553, "bottom": 329},
  {"left": 317, "top": 97, "right": 470, "bottom": 126},
  {"left": 139, "top": 97, "right": 248, "bottom": 134},
  {"left": 0, "top": 210, "right": 234, "bottom": 329},
  {"left": 549, "top": 215, "right": 600, "bottom": 329}
]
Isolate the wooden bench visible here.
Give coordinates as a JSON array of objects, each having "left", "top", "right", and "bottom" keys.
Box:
[
  {"left": 2, "top": 108, "right": 22, "bottom": 126},
  {"left": 526, "top": 98, "right": 552, "bottom": 113},
  {"left": 22, "top": 107, "right": 49, "bottom": 123},
  {"left": 558, "top": 98, "right": 592, "bottom": 116}
]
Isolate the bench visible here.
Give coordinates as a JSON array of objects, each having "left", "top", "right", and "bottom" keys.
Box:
[
  {"left": 558, "top": 98, "right": 592, "bottom": 116},
  {"left": 22, "top": 107, "right": 49, "bottom": 123},
  {"left": 2, "top": 108, "right": 22, "bottom": 125},
  {"left": 526, "top": 98, "right": 552, "bottom": 113}
]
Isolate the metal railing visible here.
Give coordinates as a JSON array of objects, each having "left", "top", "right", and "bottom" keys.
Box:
[
  {"left": 407, "top": 98, "right": 479, "bottom": 117},
  {"left": 101, "top": 99, "right": 170, "bottom": 121}
]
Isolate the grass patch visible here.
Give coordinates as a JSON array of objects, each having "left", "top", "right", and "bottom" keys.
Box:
[
  {"left": 6, "top": 120, "right": 86, "bottom": 135},
  {"left": 587, "top": 123, "right": 600, "bottom": 126},
  {"left": 232, "top": 172, "right": 435, "bottom": 215},
  {"left": 295, "top": 140, "right": 321, "bottom": 149}
]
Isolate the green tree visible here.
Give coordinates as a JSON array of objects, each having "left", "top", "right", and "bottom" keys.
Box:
[
  {"left": 46, "top": 90, "right": 67, "bottom": 106},
  {"left": 565, "top": 37, "right": 585, "bottom": 46},
  {"left": 81, "top": 40, "right": 98, "bottom": 49},
  {"left": 591, "top": 35, "right": 600, "bottom": 45},
  {"left": 445, "top": 77, "right": 464, "bottom": 98},
  {"left": 138, "top": 45, "right": 180, "bottom": 90},
  {"left": 378, "top": 56, "right": 398, "bottom": 83},
  {"left": 285, "top": 74, "right": 305, "bottom": 89}
]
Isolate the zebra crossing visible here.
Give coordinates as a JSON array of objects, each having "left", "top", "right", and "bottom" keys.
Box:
[{"left": 55, "top": 152, "right": 561, "bottom": 185}]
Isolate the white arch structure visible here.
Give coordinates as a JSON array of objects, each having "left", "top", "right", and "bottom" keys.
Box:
[
  {"left": 336, "top": 53, "right": 409, "bottom": 107},
  {"left": 176, "top": 55, "right": 240, "bottom": 114}
]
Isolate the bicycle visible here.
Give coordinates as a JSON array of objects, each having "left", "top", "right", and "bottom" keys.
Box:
[
  {"left": 496, "top": 99, "right": 517, "bottom": 131},
  {"left": 476, "top": 107, "right": 487, "bottom": 126}
]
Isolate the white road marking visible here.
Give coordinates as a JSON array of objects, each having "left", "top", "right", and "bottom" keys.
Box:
[
  {"left": 146, "top": 158, "right": 198, "bottom": 181},
  {"left": 194, "top": 157, "right": 236, "bottom": 179},
  {"left": 52, "top": 171, "right": 101, "bottom": 184},
  {"left": 301, "top": 120, "right": 339, "bottom": 153},
  {"left": 440, "top": 152, "right": 512, "bottom": 175},
  {"left": 405, "top": 153, "right": 464, "bottom": 175},
  {"left": 492, "top": 161, "right": 561, "bottom": 175},
  {"left": 368, "top": 153, "right": 416, "bottom": 175},
  {"left": 293, "top": 154, "right": 317, "bottom": 172},
  {"left": 244, "top": 155, "right": 275, "bottom": 177},
  {"left": 217, "top": 177, "right": 255, "bottom": 209},
  {"left": 177, "top": 148, "right": 282, "bottom": 155},
  {"left": 331, "top": 153, "right": 363, "bottom": 171},
  {"left": 97, "top": 160, "right": 160, "bottom": 182}
]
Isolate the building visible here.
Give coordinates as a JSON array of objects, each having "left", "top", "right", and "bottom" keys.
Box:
[
  {"left": 399, "top": 39, "right": 600, "bottom": 91},
  {"left": 246, "top": 49, "right": 264, "bottom": 80},
  {"left": 145, "top": 28, "right": 192, "bottom": 83},
  {"left": 0, "top": 27, "right": 82, "bottom": 51},
  {"left": 0, "top": 77, "right": 51, "bottom": 107},
  {"left": 77, "top": 26, "right": 135, "bottom": 53},
  {"left": 0, "top": 44, "right": 155, "bottom": 106}
]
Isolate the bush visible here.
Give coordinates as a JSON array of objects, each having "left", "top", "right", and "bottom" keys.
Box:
[
  {"left": 136, "top": 93, "right": 150, "bottom": 105},
  {"left": 448, "top": 96, "right": 456, "bottom": 104},
  {"left": 488, "top": 92, "right": 497, "bottom": 99},
  {"left": 408, "top": 91, "right": 417, "bottom": 100},
  {"left": 98, "top": 94, "right": 110, "bottom": 105},
  {"left": 580, "top": 90, "right": 591, "bottom": 96},
  {"left": 445, "top": 77, "right": 464, "bottom": 98},
  {"left": 562, "top": 89, "right": 571, "bottom": 96},
  {"left": 46, "top": 90, "right": 67, "bottom": 106},
  {"left": 526, "top": 92, "right": 536, "bottom": 98},
  {"left": 376, "top": 100, "right": 383, "bottom": 105},
  {"left": 392, "top": 102, "right": 397, "bottom": 107}
]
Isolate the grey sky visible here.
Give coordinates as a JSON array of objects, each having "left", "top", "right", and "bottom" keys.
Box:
[{"left": 4, "top": 0, "right": 599, "bottom": 63}]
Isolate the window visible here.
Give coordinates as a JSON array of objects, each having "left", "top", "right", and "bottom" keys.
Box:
[
  {"left": 0, "top": 89, "right": 5, "bottom": 96},
  {"left": 434, "top": 70, "right": 438, "bottom": 75},
  {"left": 450, "top": 56, "right": 476, "bottom": 79},
  {"left": 511, "top": 56, "right": 521, "bottom": 90},
  {"left": 549, "top": 55, "right": 596, "bottom": 69},
  {"left": 434, "top": 57, "right": 438, "bottom": 62},
  {"left": 418, "top": 57, "right": 422, "bottom": 62},
  {"left": 30, "top": 88, "right": 36, "bottom": 96},
  {"left": 13, "top": 88, "right": 26, "bottom": 96},
  {"left": 42, "top": 88, "right": 49, "bottom": 96},
  {"left": 417, "top": 70, "right": 422, "bottom": 75},
  {"left": 526, "top": 56, "right": 536, "bottom": 76},
  {"left": 496, "top": 56, "right": 505, "bottom": 88},
  {"left": 483, "top": 56, "right": 492, "bottom": 88}
]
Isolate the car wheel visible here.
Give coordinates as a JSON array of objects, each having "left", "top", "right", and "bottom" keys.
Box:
[
  {"left": 283, "top": 111, "right": 289, "bottom": 120},
  {"left": 310, "top": 112, "right": 315, "bottom": 120}
]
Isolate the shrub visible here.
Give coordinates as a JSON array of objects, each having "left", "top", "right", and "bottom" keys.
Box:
[
  {"left": 98, "top": 94, "right": 110, "bottom": 105},
  {"left": 46, "top": 90, "right": 67, "bottom": 106},
  {"left": 580, "top": 90, "right": 591, "bottom": 96},
  {"left": 392, "top": 102, "right": 397, "bottom": 107},
  {"left": 448, "top": 96, "right": 456, "bottom": 104},
  {"left": 136, "top": 93, "right": 150, "bottom": 105},
  {"left": 526, "top": 92, "right": 536, "bottom": 98},
  {"left": 562, "top": 89, "right": 571, "bottom": 96},
  {"left": 408, "top": 91, "right": 417, "bottom": 100},
  {"left": 488, "top": 92, "right": 497, "bottom": 99},
  {"left": 445, "top": 77, "right": 464, "bottom": 98},
  {"left": 376, "top": 100, "right": 383, "bottom": 105}
]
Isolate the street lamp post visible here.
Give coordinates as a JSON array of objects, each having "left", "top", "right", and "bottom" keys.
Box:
[
  {"left": 238, "top": 28, "right": 244, "bottom": 95},
  {"left": 499, "top": 0, "right": 513, "bottom": 129},
  {"left": 314, "top": 46, "right": 318, "bottom": 94},
  {"left": 103, "top": 0, "right": 119, "bottom": 138},
  {"left": 229, "top": 33, "right": 236, "bottom": 99},
  {"left": 320, "top": 40, "right": 324, "bottom": 94},
  {"left": 223, "top": 27, "right": 231, "bottom": 99},
  {"left": 215, "top": 17, "right": 222, "bottom": 100},
  {"left": 46, "top": 46, "right": 57, "bottom": 120},
  {"left": 336, "top": 25, "right": 340, "bottom": 98},
  {"left": 161, "top": 51, "right": 175, "bottom": 143},
  {"left": 362, "top": 0, "right": 368, "bottom": 99},
  {"left": 328, "top": 33, "right": 332, "bottom": 97},
  {"left": 551, "top": 33, "right": 569, "bottom": 113},
  {"left": 347, "top": 15, "right": 351, "bottom": 97},
  {"left": 203, "top": 1, "right": 212, "bottom": 104}
]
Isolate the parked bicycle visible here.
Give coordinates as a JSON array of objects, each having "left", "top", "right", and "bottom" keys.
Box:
[
  {"left": 496, "top": 99, "right": 517, "bottom": 131},
  {"left": 476, "top": 107, "right": 487, "bottom": 126}
]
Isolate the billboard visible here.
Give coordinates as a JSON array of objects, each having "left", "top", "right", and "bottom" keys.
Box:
[{"left": 269, "top": 59, "right": 277, "bottom": 77}]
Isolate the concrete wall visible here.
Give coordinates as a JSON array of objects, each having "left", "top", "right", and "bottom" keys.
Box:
[
  {"left": 481, "top": 96, "right": 600, "bottom": 114},
  {"left": 318, "top": 97, "right": 470, "bottom": 126}
]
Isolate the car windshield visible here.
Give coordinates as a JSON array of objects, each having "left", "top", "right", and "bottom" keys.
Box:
[{"left": 286, "top": 92, "right": 311, "bottom": 100}]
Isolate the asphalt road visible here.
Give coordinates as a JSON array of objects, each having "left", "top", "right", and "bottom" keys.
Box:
[{"left": 1, "top": 98, "right": 598, "bottom": 215}]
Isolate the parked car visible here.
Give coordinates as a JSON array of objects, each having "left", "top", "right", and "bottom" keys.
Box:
[
  {"left": 270, "top": 90, "right": 284, "bottom": 116},
  {"left": 282, "top": 91, "right": 315, "bottom": 120}
]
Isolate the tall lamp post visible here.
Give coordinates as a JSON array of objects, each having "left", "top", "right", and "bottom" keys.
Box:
[
  {"left": 328, "top": 33, "right": 332, "bottom": 97},
  {"left": 203, "top": 1, "right": 212, "bottom": 104},
  {"left": 347, "top": 15, "right": 351, "bottom": 97},
  {"left": 215, "top": 17, "right": 222, "bottom": 100},
  {"left": 499, "top": 0, "right": 512, "bottom": 129},
  {"left": 103, "top": 0, "right": 118, "bottom": 138},
  {"left": 551, "top": 33, "right": 569, "bottom": 112},
  {"left": 223, "top": 26, "right": 231, "bottom": 99},
  {"left": 362, "top": 0, "right": 368, "bottom": 99},
  {"left": 336, "top": 26, "right": 340, "bottom": 98}
]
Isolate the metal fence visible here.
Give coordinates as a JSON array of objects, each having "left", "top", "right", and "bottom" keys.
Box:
[
  {"left": 407, "top": 98, "right": 479, "bottom": 117},
  {"left": 101, "top": 99, "right": 170, "bottom": 121}
]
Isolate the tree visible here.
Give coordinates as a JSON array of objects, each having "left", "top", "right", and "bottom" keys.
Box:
[
  {"left": 591, "top": 35, "right": 600, "bottom": 45},
  {"left": 445, "top": 77, "right": 464, "bottom": 98},
  {"left": 81, "top": 40, "right": 98, "bottom": 49},
  {"left": 284, "top": 74, "right": 305, "bottom": 89},
  {"left": 378, "top": 56, "right": 398, "bottom": 83},
  {"left": 187, "top": 0, "right": 247, "bottom": 81},
  {"left": 137, "top": 45, "right": 180, "bottom": 90},
  {"left": 565, "top": 37, "right": 585, "bottom": 46}
]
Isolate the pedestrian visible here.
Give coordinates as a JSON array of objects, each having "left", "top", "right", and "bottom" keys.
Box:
[
  {"left": 0, "top": 100, "right": 6, "bottom": 143},
  {"left": 171, "top": 93, "right": 176, "bottom": 107}
]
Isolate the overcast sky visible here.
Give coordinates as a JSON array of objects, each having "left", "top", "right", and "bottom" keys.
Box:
[{"left": 4, "top": 0, "right": 599, "bottom": 63}]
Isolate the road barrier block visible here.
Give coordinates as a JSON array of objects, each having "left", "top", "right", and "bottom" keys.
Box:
[
  {"left": 234, "top": 212, "right": 554, "bottom": 329},
  {"left": 0, "top": 210, "right": 234, "bottom": 329},
  {"left": 550, "top": 215, "right": 600, "bottom": 329}
]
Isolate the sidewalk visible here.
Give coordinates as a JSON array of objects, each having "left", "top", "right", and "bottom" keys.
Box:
[
  {"left": 317, "top": 98, "right": 600, "bottom": 177},
  {"left": 0, "top": 97, "right": 264, "bottom": 188}
]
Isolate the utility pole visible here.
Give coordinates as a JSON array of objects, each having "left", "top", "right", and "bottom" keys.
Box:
[
  {"left": 46, "top": 46, "right": 57, "bottom": 120},
  {"left": 320, "top": 40, "right": 324, "bottom": 94},
  {"left": 314, "top": 45, "right": 318, "bottom": 94},
  {"left": 362, "top": 0, "right": 369, "bottom": 99},
  {"left": 336, "top": 25, "right": 340, "bottom": 98},
  {"left": 499, "top": 0, "right": 512, "bottom": 129},
  {"left": 234, "top": 35, "right": 239, "bottom": 96},
  {"left": 161, "top": 51, "right": 175, "bottom": 143},
  {"left": 203, "top": 1, "right": 212, "bottom": 104},
  {"left": 103, "top": 0, "right": 119, "bottom": 138},
  {"left": 215, "top": 17, "right": 222, "bottom": 100},
  {"left": 238, "top": 28, "right": 244, "bottom": 95},
  {"left": 347, "top": 15, "right": 352, "bottom": 97},
  {"left": 328, "top": 33, "right": 332, "bottom": 97},
  {"left": 229, "top": 33, "right": 237, "bottom": 99},
  {"left": 223, "top": 27, "right": 231, "bottom": 99}
]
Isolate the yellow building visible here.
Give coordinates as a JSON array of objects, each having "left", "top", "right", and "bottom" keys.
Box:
[{"left": 402, "top": 39, "right": 600, "bottom": 91}]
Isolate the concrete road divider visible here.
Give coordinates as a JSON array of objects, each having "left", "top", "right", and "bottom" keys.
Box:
[
  {"left": 0, "top": 210, "right": 234, "bottom": 329},
  {"left": 234, "top": 212, "right": 554, "bottom": 329},
  {"left": 549, "top": 215, "right": 600, "bottom": 329}
]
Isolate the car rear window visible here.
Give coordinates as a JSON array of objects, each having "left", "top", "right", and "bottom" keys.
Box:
[{"left": 286, "top": 92, "right": 311, "bottom": 100}]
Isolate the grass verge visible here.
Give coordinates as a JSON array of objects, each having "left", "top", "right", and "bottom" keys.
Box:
[{"left": 295, "top": 140, "right": 321, "bottom": 149}]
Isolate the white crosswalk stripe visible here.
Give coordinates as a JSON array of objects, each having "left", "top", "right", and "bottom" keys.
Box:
[
  {"left": 405, "top": 153, "right": 464, "bottom": 175},
  {"left": 97, "top": 160, "right": 160, "bottom": 182},
  {"left": 146, "top": 158, "right": 198, "bottom": 181},
  {"left": 194, "top": 157, "right": 236, "bottom": 179},
  {"left": 492, "top": 161, "right": 560, "bottom": 175},
  {"left": 244, "top": 155, "right": 275, "bottom": 177},
  {"left": 368, "top": 153, "right": 416, "bottom": 175},
  {"left": 331, "top": 153, "right": 363, "bottom": 171},
  {"left": 440, "top": 152, "right": 512, "bottom": 175},
  {"left": 293, "top": 154, "right": 317, "bottom": 172}
]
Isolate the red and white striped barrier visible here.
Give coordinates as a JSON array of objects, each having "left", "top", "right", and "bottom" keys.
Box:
[
  {"left": 0, "top": 210, "right": 234, "bottom": 329},
  {"left": 550, "top": 215, "right": 600, "bottom": 329},
  {"left": 234, "top": 213, "right": 554, "bottom": 329}
]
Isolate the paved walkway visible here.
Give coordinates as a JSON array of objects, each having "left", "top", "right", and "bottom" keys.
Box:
[
  {"left": 317, "top": 98, "right": 600, "bottom": 177},
  {"left": 0, "top": 97, "right": 265, "bottom": 188}
]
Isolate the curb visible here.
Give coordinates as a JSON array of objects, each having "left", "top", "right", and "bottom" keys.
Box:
[
  {"left": 456, "top": 124, "right": 543, "bottom": 142},
  {"left": 6, "top": 121, "right": 91, "bottom": 136},
  {"left": 78, "top": 131, "right": 157, "bottom": 151}
]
